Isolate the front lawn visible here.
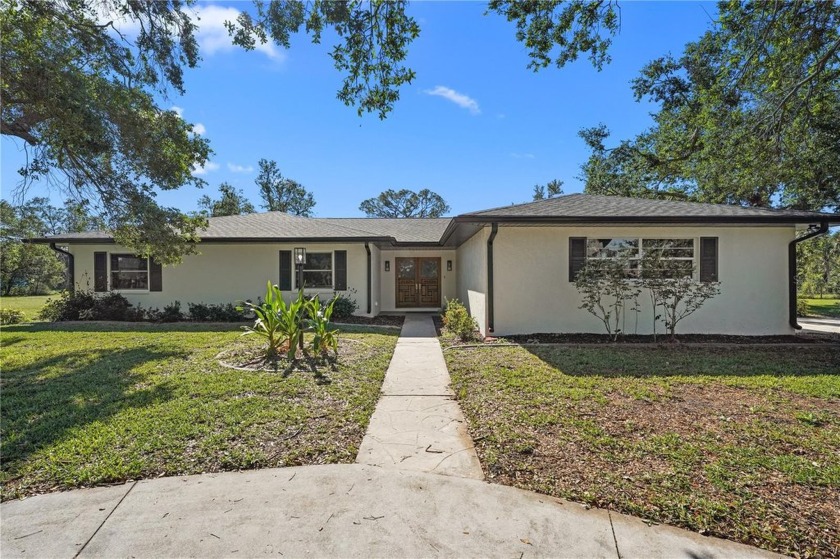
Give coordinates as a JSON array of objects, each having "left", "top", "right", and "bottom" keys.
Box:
[
  {"left": 0, "top": 295, "right": 52, "bottom": 319},
  {"left": 801, "top": 297, "right": 840, "bottom": 318},
  {"left": 446, "top": 344, "right": 840, "bottom": 558},
  {"left": 0, "top": 322, "right": 397, "bottom": 500}
]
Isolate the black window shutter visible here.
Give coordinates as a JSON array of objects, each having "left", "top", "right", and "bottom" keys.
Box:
[
  {"left": 334, "top": 250, "right": 347, "bottom": 291},
  {"left": 569, "top": 237, "right": 587, "bottom": 282},
  {"left": 699, "top": 237, "right": 719, "bottom": 282},
  {"left": 94, "top": 252, "right": 108, "bottom": 292},
  {"left": 149, "top": 259, "right": 163, "bottom": 291},
  {"left": 278, "top": 250, "right": 292, "bottom": 291}
]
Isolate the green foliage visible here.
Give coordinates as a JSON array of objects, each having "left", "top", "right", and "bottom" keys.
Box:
[
  {"left": 231, "top": 0, "right": 420, "bottom": 119},
  {"left": 39, "top": 290, "right": 141, "bottom": 322},
  {"left": 359, "top": 188, "right": 450, "bottom": 218},
  {"left": 0, "top": 200, "right": 67, "bottom": 296},
  {"left": 188, "top": 302, "right": 247, "bottom": 322},
  {"left": 574, "top": 257, "right": 641, "bottom": 341},
  {"left": 198, "top": 182, "right": 257, "bottom": 217},
  {"left": 255, "top": 159, "right": 316, "bottom": 216},
  {"left": 443, "top": 299, "right": 479, "bottom": 341},
  {"left": 2, "top": 0, "right": 211, "bottom": 264},
  {"left": 579, "top": 2, "right": 840, "bottom": 212},
  {"left": 797, "top": 231, "right": 840, "bottom": 298},
  {"left": 796, "top": 298, "right": 809, "bottom": 317},
  {"left": 329, "top": 291, "right": 358, "bottom": 320},
  {"left": 306, "top": 295, "right": 339, "bottom": 357},
  {"left": 532, "top": 179, "right": 564, "bottom": 201},
  {"left": 239, "top": 283, "right": 308, "bottom": 360},
  {"left": 487, "top": 0, "right": 620, "bottom": 71},
  {"left": 0, "top": 308, "right": 25, "bottom": 325},
  {"left": 149, "top": 302, "right": 184, "bottom": 323}
]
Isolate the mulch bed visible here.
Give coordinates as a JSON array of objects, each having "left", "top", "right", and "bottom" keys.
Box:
[
  {"left": 216, "top": 338, "right": 376, "bottom": 373},
  {"left": 504, "top": 332, "right": 837, "bottom": 344},
  {"left": 335, "top": 314, "right": 405, "bottom": 328}
]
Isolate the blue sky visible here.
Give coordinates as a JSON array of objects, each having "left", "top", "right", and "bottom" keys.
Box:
[{"left": 1, "top": 1, "right": 716, "bottom": 217}]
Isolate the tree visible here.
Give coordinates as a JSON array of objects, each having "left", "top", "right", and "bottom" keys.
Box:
[
  {"left": 578, "top": 2, "right": 840, "bottom": 213},
  {"left": 198, "top": 183, "right": 256, "bottom": 217},
  {"left": 359, "top": 189, "right": 450, "bottom": 218},
  {"left": 573, "top": 255, "right": 641, "bottom": 341},
  {"left": 0, "top": 200, "right": 66, "bottom": 295},
  {"left": 532, "top": 179, "right": 564, "bottom": 201},
  {"left": 798, "top": 232, "right": 840, "bottom": 298},
  {"left": 2, "top": 0, "right": 211, "bottom": 264},
  {"left": 255, "top": 159, "right": 316, "bottom": 216}
]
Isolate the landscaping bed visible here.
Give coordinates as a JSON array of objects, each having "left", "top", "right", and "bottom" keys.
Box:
[
  {"left": 445, "top": 343, "right": 840, "bottom": 558},
  {"left": 502, "top": 332, "right": 836, "bottom": 344},
  {"left": 335, "top": 314, "right": 405, "bottom": 328},
  {"left": 0, "top": 322, "right": 398, "bottom": 501}
]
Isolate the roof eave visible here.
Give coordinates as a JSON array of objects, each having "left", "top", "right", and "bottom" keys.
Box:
[{"left": 452, "top": 215, "right": 839, "bottom": 225}]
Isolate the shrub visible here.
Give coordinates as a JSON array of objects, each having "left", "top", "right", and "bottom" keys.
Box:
[
  {"left": 0, "top": 309, "right": 25, "bottom": 325},
  {"left": 443, "top": 299, "right": 479, "bottom": 341},
  {"left": 38, "top": 290, "right": 137, "bottom": 321},
  {"left": 329, "top": 291, "right": 358, "bottom": 320},
  {"left": 574, "top": 256, "right": 641, "bottom": 341},
  {"left": 156, "top": 302, "right": 184, "bottom": 323},
  {"left": 797, "top": 298, "right": 809, "bottom": 317},
  {"left": 188, "top": 302, "right": 246, "bottom": 322}
]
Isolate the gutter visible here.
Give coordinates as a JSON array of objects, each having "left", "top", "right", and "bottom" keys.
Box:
[
  {"left": 451, "top": 214, "right": 839, "bottom": 226},
  {"left": 364, "top": 242, "right": 372, "bottom": 314},
  {"left": 487, "top": 223, "right": 498, "bottom": 334},
  {"left": 49, "top": 243, "right": 74, "bottom": 292},
  {"left": 788, "top": 222, "right": 829, "bottom": 329}
]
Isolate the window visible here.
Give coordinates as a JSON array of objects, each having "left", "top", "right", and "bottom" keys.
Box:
[
  {"left": 110, "top": 254, "right": 149, "bottom": 290},
  {"left": 301, "top": 252, "right": 332, "bottom": 288},
  {"left": 585, "top": 238, "right": 695, "bottom": 278}
]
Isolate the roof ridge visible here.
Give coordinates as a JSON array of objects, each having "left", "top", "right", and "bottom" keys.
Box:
[{"left": 463, "top": 193, "right": 582, "bottom": 216}]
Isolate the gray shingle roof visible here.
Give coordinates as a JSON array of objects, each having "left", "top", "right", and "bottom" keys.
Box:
[
  {"left": 319, "top": 218, "right": 450, "bottom": 243},
  {"left": 464, "top": 193, "right": 833, "bottom": 220}
]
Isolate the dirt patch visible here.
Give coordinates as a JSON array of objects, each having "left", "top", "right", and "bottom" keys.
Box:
[
  {"left": 216, "top": 338, "right": 375, "bottom": 373},
  {"left": 336, "top": 314, "right": 405, "bottom": 328}
]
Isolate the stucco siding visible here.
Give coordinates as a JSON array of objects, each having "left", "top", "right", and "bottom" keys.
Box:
[
  {"left": 491, "top": 225, "right": 795, "bottom": 336},
  {"left": 69, "top": 242, "right": 376, "bottom": 316},
  {"left": 378, "top": 249, "right": 457, "bottom": 312},
  {"left": 455, "top": 228, "right": 489, "bottom": 335},
  {"left": 370, "top": 245, "right": 381, "bottom": 316}
]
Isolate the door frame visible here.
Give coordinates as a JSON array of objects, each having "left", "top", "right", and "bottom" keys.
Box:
[{"left": 395, "top": 256, "right": 441, "bottom": 308}]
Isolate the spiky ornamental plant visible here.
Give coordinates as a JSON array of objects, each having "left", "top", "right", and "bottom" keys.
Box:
[{"left": 238, "top": 282, "right": 307, "bottom": 361}]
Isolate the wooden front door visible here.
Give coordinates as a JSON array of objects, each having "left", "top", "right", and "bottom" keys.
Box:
[{"left": 396, "top": 257, "right": 441, "bottom": 308}]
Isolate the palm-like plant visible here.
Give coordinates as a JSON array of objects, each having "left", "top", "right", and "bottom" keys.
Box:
[
  {"left": 238, "top": 282, "right": 307, "bottom": 360},
  {"left": 306, "top": 296, "right": 339, "bottom": 358}
]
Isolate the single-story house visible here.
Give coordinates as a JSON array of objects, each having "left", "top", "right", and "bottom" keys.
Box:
[{"left": 31, "top": 194, "right": 838, "bottom": 336}]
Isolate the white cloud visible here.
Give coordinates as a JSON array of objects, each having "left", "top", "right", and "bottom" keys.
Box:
[
  {"left": 227, "top": 163, "right": 254, "bottom": 173},
  {"left": 510, "top": 152, "right": 536, "bottom": 159},
  {"left": 192, "top": 122, "right": 207, "bottom": 135},
  {"left": 193, "top": 5, "right": 285, "bottom": 61},
  {"left": 97, "top": 4, "right": 284, "bottom": 61},
  {"left": 171, "top": 106, "right": 184, "bottom": 117},
  {"left": 424, "top": 86, "right": 480, "bottom": 115},
  {"left": 192, "top": 161, "right": 220, "bottom": 176}
]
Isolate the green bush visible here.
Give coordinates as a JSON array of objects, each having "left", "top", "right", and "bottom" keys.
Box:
[
  {"left": 152, "top": 301, "right": 184, "bottom": 323},
  {"left": 307, "top": 295, "right": 339, "bottom": 357},
  {"left": 329, "top": 291, "right": 358, "bottom": 320},
  {"left": 188, "top": 302, "right": 246, "bottom": 322},
  {"left": 0, "top": 309, "right": 25, "bottom": 325},
  {"left": 38, "top": 290, "right": 138, "bottom": 321},
  {"left": 797, "top": 298, "right": 809, "bottom": 317},
  {"left": 239, "top": 283, "right": 307, "bottom": 360},
  {"left": 442, "top": 299, "right": 479, "bottom": 341}
]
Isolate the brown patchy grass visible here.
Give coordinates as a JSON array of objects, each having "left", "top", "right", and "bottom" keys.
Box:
[{"left": 445, "top": 344, "right": 840, "bottom": 558}]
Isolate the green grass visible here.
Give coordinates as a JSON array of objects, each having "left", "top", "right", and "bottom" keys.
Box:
[
  {"left": 0, "top": 295, "right": 53, "bottom": 320},
  {"left": 0, "top": 322, "right": 398, "bottom": 500},
  {"left": 801, "top": 297, "right": 840, "bottom": 318},
  {"left": 445, "top": 344, "right": 840, "bottom": 558}
]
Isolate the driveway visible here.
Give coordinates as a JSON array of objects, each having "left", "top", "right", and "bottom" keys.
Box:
[{"left": 799, "top": 317, "right": 840, "bottom": 334}]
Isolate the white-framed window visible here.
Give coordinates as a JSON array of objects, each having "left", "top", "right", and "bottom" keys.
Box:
[
  {"left": 110, "top": 254, "right": 150, "bottom": 290},
  {"left": 300, "top": 252, "right": 333, "bottom": 288},
  {"left": 586, "top": 237, "right": 695, "bottom": 278}
]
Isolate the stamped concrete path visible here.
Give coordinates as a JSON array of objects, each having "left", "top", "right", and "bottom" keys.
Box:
[
  {"left": 355, "top": 314, "right": 484, "bottom": 478},
  {"left": 1, "top": 315, "right": 783, "bottom": 558}
]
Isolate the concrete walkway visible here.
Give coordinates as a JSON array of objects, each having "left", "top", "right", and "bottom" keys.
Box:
[
  {"left": 355, "top": 314, "right": 483, "bottom": 479},
  {"left": 0, "top": 315, "right": 784, "bottom": 558},
  {"left": 799, "top": 316, "right": 840, "bottom": 334}
]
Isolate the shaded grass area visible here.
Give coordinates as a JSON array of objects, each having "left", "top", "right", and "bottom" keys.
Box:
[
  {"left": 446, "top": 345, "right": 840, "bottom": 557},
  {"left": 0, "top": 295, "right": 52, "bottom": 319},
  {"left": 802, "top": 297, "right": 840, "bottom": 318},
  {"left": 1, "top": 322, "right": 397, "bottom": 500}
]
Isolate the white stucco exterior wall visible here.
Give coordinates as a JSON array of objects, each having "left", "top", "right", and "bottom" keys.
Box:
[
  {"left": 370, "top": 245, "right": 381, "bottom": 317},
  {"left": 455, "top": 228, "right": 489, "bottom": 335},
  {"left": 489, "top": 225, "right": 795, "bottom": 336},
  {"left": 377, "top": 249, "right": 457, "bottom": 312},
  {"left": 68, "top": 242, "right": 376, "bottom": 316}
]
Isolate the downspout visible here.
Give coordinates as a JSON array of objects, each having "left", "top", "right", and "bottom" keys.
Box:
[
  {"left": 364, "top": 242, "right": 372, "bottom": 315},
  {"left": 788, "top": 222, "right": 829, "bottom": 329},
  {"left": 49, "top": 243, "right": 74, "bottom": 292},
  {"left": 487, "top": 223, "right": 498, "bottom": 333}
]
